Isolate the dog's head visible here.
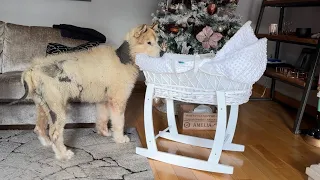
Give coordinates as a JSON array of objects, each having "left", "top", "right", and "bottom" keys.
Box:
[{"left": 125, "top": 23, "right": 164, "bottom": 62}]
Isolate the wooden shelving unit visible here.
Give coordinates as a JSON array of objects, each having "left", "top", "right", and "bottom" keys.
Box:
[
  {"left": 264, "top": 67, "right": 317, "bottom": 89},
  {"left": 256, "top": 34, "right": 318, "bottom": 46},
  {"left": 253, "top": 0, "right": 320, "bottom": 134},
  {"left": 264, "top": 0, "right": 320, "bottom": 7}
]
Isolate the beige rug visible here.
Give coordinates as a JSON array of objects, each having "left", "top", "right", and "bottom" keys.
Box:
[{"left": 0, "top": 128, "right": 154, "bottom": 180}]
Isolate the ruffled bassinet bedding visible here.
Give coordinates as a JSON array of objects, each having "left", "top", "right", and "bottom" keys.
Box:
[
  {"left": 136, "top": 21, "right": 267, "bottom": 85},
  {"left": 135, "top": 21, "right": 268, "bottom": 105}
]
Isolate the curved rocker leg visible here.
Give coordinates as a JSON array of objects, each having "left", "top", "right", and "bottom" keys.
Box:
[
  {"left": 136, "top": 148, "right": 233, "bottom": 174},
  {"left": 223, "top": 105, "right": 245, "bottom": 152},
  {"left": 166, "top": 99, "right": 178, "bottom": 135},
  {"left": 140, "top": 84, "right": 157, "bottom": 151},
  {"left": 208, "top": 91, "right": 227, "bottom": 163}
]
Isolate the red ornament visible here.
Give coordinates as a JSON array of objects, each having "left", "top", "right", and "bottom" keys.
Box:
[
  {"left": 207, "top": 3, "right": 217, "bottom": 15},
  {"left": 170, "top": 26, "right": 180, "bottom": 34},
  {"left": 166, "top": 24, "right": 180, "bottom": 34},
  {"left": 165, "top": 24, "right": 179, "bottom": 34}
]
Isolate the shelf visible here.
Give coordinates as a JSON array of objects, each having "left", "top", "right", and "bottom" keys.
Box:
[
  {"left": 257, "top": 0, "right": 320, "bottom": 134},
  {"left": 264, "top": 67, "right": 317, "bottom": 89},
  {"left": 256, "top": 34, "right": 318, "bottom": 46},
  {"left": 264, "top": 0, "right": 320, "bottom": 7}
]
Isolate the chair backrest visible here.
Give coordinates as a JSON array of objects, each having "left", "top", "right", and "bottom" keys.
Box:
[{"left": 294, "top": 48, "right": 316, "bottom": 72}]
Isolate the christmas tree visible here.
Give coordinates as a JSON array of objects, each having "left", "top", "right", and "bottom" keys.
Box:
[{"left": 152, "top": 0, "right": 242, "bottom": 55}]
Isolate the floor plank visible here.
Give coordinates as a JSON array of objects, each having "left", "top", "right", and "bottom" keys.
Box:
[
  {"left": 149, "top": 159, "right": 161, "bottom": 180},
  {"left": 153, "top": 160, "right": 180, "bottom": 180},
  {"left": 242, "top": 146, "right": 288, "bottom": 180},
  {"left": 226, "top": 151, "right": 270, "bottom": 180},
  {"left": 158, "top": 140, "right": 198, "bottom": 180}
]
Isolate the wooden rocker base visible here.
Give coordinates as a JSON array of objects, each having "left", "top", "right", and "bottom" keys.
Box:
[
  {"left": 158, "top": 130, "right": 245, "bottom": 152},
  {"left": 136, "top": 85, "right": 244, "bottom": 175},
  {"left": 136, "top": 147, "right": 234, "bottom": 174}
]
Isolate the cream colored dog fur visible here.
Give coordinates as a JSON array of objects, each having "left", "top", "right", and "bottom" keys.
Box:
[{"left": 14, "top": 23, "right": 162, "bottom": 160}]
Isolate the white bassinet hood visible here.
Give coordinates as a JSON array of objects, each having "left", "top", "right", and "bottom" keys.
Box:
[{"left": 135, "top": 21, "right": 268, "bottom": 85}]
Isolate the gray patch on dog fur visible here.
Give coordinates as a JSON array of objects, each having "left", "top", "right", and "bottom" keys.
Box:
[
  {"left": 116, "top": 41, "right": 132, "bottom": 64},
  {"left": 42, "top": 60, "right": 71, "bottom": 81},
  {"left": 58, "top": 59, "right": 67, "bottom": 64},
  {"left": 49, "top": 110, "right": 57, "bottom": 124},
  {"left": 59, "top": 76, "right": 72, "bottom": 82},
  {"left": 42, "top": 64, "right": 63, "bottom": 78}
]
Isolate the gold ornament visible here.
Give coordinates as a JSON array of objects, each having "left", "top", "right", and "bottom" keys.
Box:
[{"left": 217, "top": 26, "right": 224, "bottom": 32}]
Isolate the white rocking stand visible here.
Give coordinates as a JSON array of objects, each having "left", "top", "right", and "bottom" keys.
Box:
[{"left": 136, "top": 84, "right": 245, "bottom": 175}]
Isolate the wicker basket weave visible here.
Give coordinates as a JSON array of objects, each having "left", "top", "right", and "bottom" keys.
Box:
[
  {"left": 136, "top": 21, "right": 267, "bottom": 106},
  {"left": 143, "top": 67, "right": 252, "bottom": 106}
]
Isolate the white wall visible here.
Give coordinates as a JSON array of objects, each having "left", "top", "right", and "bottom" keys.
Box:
[{"left": 0, "top": 0, "right": 158, "bottom": 47}]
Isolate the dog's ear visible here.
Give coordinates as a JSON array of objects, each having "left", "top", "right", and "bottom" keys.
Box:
[
  {"left": 134, "top": 24, "right": 148, "bottom": 38},
  {"left": 150, "top": 23, "right": 158, "bottom": 31}
]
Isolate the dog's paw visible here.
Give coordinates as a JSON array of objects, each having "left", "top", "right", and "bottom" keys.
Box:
[
  {"left": 96, "top": 122, "right": 111, "bottom": 137},
  {"left": 38, "top": 136, "right": 52, "bottom": 147},
  {"left": 114, "top": 135, "right": 130, "bottom": 143},
  {"left": 56, "top": 150, "right": 74, "bottom": 161},
  {"left": 65, "top": 150, "right": 75, "bottom": 160},
  {"left": 98, "top": 129, "right": 112, "bottom": 137}
]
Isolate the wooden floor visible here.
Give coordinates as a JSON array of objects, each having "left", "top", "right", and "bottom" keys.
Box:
[{"left": 125, "top": 93, "right": 320, "bottom": 180}]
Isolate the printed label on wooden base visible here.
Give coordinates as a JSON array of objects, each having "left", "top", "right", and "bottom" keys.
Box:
[{"left": 178, "top": 103, "right": 217, "bottom": 130}]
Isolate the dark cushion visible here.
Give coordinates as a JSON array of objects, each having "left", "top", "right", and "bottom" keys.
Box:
[{"left": 46, "top": 41, "right": 100, "bottom": 55}]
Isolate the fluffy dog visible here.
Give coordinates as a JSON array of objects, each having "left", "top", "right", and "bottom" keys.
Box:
[{"left": 12, "top": 23, "right": 162, "bottom": 160}]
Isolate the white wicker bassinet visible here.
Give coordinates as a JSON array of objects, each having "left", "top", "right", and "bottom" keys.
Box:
[
  {"left": 135, "top": 21, "right": 268, "bottom": 174},
  {"left": 136, "top": 21, "right": 268, "bottom": 106}
]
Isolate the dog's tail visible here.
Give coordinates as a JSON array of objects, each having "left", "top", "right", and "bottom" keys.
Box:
[{"left": 7, "top": 70, "right": 34, "bottom": 105}]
